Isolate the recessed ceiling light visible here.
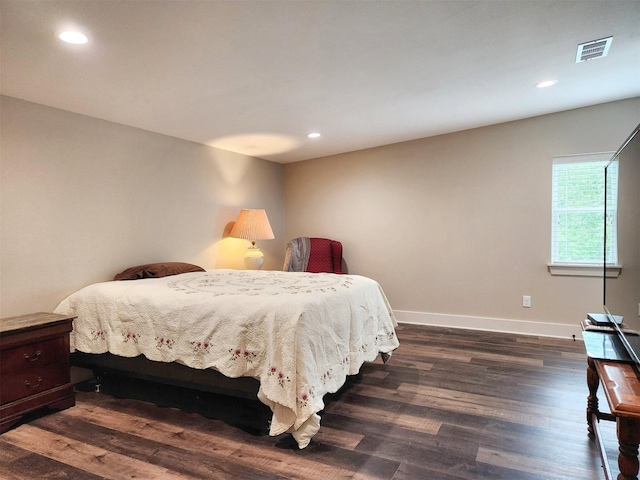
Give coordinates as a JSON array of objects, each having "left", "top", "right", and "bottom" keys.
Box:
[
  {"left": 59, "top": 31, "right": 88, "bottom": 44},
  {"left": 307, "top": 133, "right": 321, "bottom": 138},
  {"left": 535, "top": 80, "right": 557, "bottom": 89}
]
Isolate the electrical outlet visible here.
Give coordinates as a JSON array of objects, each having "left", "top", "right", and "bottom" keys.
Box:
[{"left": 523, "top": 295, "right": 532, "bottom": 308}]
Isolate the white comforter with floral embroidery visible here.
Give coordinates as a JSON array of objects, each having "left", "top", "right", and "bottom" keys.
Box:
[{"left": 54, "top": 270, "right": 399, "bottom": 446}]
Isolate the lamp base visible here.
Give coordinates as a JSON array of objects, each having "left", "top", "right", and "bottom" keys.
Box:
[{"left": 244, "top": 245, "right": 264, "bottom": 270}]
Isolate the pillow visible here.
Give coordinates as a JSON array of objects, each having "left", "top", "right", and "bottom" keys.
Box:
[{"left": 114, "top": 262, "right": 205, "bottom": 281}]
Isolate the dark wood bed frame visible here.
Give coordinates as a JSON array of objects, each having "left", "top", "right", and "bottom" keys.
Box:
[
  {"left": 72, "top": 352, "right": 261, "bottom": 398},
  {"left": 71, "top": 352, "right": 273, "bottom": 433},
  {"left": 71, "top": 351, "right": 363, "bottom": 436}
]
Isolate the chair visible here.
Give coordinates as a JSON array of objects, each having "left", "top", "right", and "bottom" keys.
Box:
[{"left": 283, "top": 237, "right": 344, "bottom": 274}]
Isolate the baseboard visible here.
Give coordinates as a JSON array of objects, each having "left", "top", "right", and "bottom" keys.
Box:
[{"left": 393, "top": 310, "right": 582, "bottom": 340}]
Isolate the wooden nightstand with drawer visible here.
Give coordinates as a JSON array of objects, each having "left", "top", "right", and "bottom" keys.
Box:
[{"left": 0, "top": 312, "right": 76, "bottom": 433}]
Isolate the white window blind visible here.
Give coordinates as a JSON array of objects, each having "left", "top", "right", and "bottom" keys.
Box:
[{"left": 551, "top": 152, "right": 617, "bottom": 265}]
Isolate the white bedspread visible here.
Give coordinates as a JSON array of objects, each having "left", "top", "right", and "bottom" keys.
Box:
[{"left": 54, "top": 270, "right": 398, "bottom": 447}]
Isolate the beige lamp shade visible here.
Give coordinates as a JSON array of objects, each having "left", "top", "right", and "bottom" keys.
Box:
[
  {"left": 229, "top": 209, "right": 274, "bottom": 241},
  {"left": 229, "top": 209, "right": 274, "bottom": 269}
]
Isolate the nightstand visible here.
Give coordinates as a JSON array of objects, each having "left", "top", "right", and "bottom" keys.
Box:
[{"left": 0, "top": 312, "right": 76, "bottom": 433}]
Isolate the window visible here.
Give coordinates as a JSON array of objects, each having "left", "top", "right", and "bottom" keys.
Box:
[{"left": 550, "top": 152, "right": 617, "bottom": 275}]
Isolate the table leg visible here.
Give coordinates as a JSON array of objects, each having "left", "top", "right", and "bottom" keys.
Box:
[
  {"left": 587, "top": 356, "right": 600, "bottom": 438},
  {"left": 617, "top": 416, "right": 640, "bottom": 480}
]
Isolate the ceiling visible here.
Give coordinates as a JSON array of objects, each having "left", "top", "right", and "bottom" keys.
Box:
[{"left": 2, "top": 1, "right": 639, "bottom": 164}]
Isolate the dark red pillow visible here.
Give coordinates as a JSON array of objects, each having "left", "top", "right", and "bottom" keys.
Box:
[{"left": 114, "top": 262, "right": 205, "bottom": 281}]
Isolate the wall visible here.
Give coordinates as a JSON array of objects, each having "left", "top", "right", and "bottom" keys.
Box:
[
  {"left": 284, "top": 98, "right": 640, "bottom": 337},
  {"left": 0, "top": 96, "right": 285, "bottom": 317}
]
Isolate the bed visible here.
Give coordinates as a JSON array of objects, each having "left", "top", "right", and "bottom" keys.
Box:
[{"left": 54, "top": 267, "right": 399, "bottom": 448}]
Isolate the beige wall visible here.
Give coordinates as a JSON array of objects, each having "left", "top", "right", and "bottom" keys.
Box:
[
  {"left": 0, "top": 96, "right": 285, "bottom": 317},
  {"left": 284, "top": 98, "right": 640, "bottom": 335}
]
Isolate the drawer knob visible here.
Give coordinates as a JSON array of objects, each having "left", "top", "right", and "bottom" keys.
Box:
[
  {"left": 24, "top": 350, "right": 42, "bottom": 362},
  {"left": 24, "top": 377, "right": 43, "bottom": 389}
]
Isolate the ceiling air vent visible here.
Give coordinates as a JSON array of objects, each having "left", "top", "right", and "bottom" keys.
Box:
[{"left": 576, "top": 36, "right": 613, "bottom": 63}]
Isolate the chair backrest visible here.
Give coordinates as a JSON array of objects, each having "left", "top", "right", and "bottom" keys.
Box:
[
  {"left": 284, "top": 237, "right": 344, "bottom": 273},
  {"left": 307, "top": 238, "right": 343, "bottom": 274}
]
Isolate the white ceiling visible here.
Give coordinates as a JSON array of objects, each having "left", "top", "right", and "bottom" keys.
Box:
[{"left": 2, "top": 1, "right": 639, "bottom": 164}]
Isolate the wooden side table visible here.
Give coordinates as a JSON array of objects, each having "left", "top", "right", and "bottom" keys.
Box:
[
  {"left": 587, "top": 357, "right": 640, "bottom": 480},
  {"left": 0, "top": 312, "right": 76, "bottom": 433}
]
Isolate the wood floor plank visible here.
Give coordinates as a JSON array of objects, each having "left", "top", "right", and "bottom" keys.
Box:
[
  {"left": 311, "top": 425, "right": 364, "bottom": 450},
  {"left": 353, "top": 432, "right": 565, "bottom": 480},
  {"left": 0, "top": 439, "right": 30, "bottom": 464},
  {"left": 29, "top": 413, "right": 284, "bottom": 480},
  {"left": 1, "top": 424, "right": 195, "bottom": 480},
  {"left": 394, "top": 344, "right": 474, "bottom": 363},
  {"left": 0, "top": 440, "right": 104, "bottom": 480},
  {"left": 352, "top": 383, "right": 551, "bottom": 428},
  {"left": 0, "top": 449, "right": 106, "bottom": 480},
  {"left": 435, "top": 421, "right": 601, "bottom": 472},
  {"left": 397, "top": 382, "right": 561, "bottom": 419},
  {"left": 380, "top": 357, "right": 434, "bottom": 371},
  {"left": 325, "top": 401, "right": 442, "bottom": 435},
  {"left": 62, "top": 401, "right": 399, "bottom": 480},
  {"left": 476, "top": 446, "right": 600, "bottom": 480}
]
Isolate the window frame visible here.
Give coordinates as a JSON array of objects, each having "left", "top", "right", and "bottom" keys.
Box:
[{"left": 548, "top": 151, "right": 621, "bottom": 277}]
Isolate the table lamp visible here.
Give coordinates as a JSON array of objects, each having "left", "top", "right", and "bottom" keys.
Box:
[{"left": 229, "top": 208, "right": 275, "bottom": 270}]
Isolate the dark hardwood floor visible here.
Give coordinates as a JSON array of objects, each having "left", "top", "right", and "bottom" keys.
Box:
[{"left": 0, "top": 324, "right": 615, "bottom": 479}]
